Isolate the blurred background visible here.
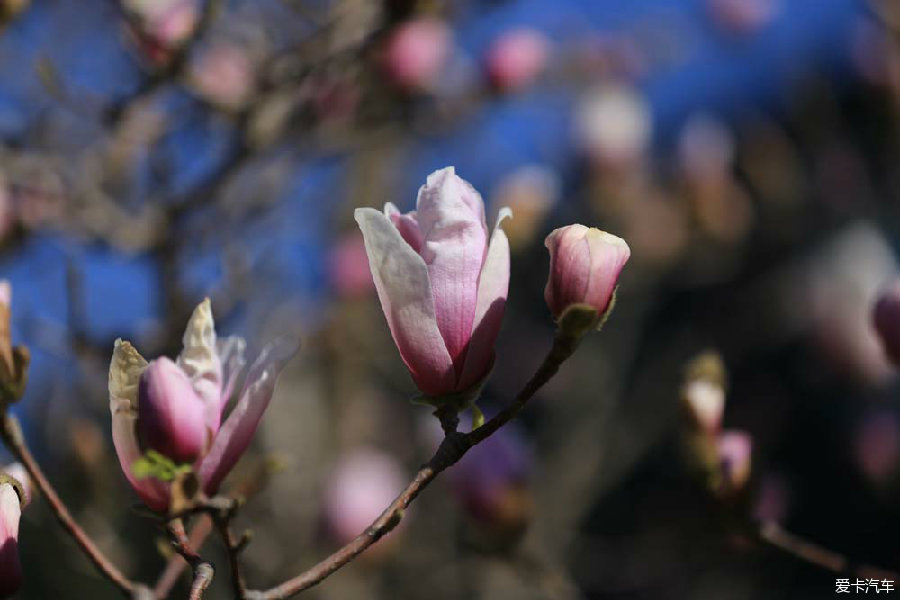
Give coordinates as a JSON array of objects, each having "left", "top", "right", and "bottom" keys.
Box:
[{"left": 1, "top": 0, "right": 899, "bottom": 598}]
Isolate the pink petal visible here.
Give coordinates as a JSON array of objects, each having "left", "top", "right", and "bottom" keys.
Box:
[
  {"left": 198, "top": 337, "right": 298, "bottom": 495},
  {"left": 216, "top": 336, "right": 247, "bottom": 408},
  {"left": 355, "top": 207, "right": 456, "bottom": 395},
  {"left": 176, "top": 299, "right": 225, "bottom": 434},
  {"left": 385, "top": 202, "right": 424, "bottom": 253},
  {"left": 0, "top": 483, "right": 22, "bottom": 598},
  {"left": 583, "top": 229, "right": 631, "bottom": 314},
  {"left": 458, "top": 208, "right": 511, "bottom": 390},
  {"left": 416, "top": 168, "right": 489, "bottom": 375},
  {"left": 109, "top": 340, "right": 169, "bottom": 511}
]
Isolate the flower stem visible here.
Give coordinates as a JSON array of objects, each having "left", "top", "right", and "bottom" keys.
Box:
[{"left": 244, "top": 328, "right": 583, "bottom": 599}]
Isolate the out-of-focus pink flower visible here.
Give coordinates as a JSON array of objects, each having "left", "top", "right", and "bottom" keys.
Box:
[
  {"left": 0, "top": 463, "right": 28, "bottom": 599},
  {"left": 854, "top": 410, "right": 900, "bottom": 485},
  {"left": 707, "top": 0, "right": 778, "bottom": 36},
  {"left": 806, "top": 224, "right": 896, "bottom": 384},
  {"left": 544, "top": 224, "right": 630, "bottom": 320},
  {"left": 873, "top": 280, "right": 900, "bottom": 366},
  {"left": 683, "top": 379, "right": 725, "bottom": 434},
  {"left": 718, "top": 430, "right": 752, "bottom": 491},
  {"left": 328, "top": 232, "right": 375, "bottom": 299},
  {"left": 109, "top": 299, "right": 297, "bottom": 512},
  {"left": 355, "top": 167, "right": 511, "bottom": 399},
  {"left": 484, "top": 28, "right": 549, "bottom": 92},
  {"left": 125, "top": 0, "right": 198, "bottom": 67},
  {"left": 323, "top": 448, "right": 407, "bottom": 546},
  {"left": 190, "top": 43, "right": 255, "bottom": 110},
  {"left": 753, "top": 472, "right": 790, "bottom": 523},
  {"left": 574, "top": 85, "right": 652, "bottom": 170},
  {"left": 448, "top": 426, "right": 532, "bottom": 527},
  {"left": 381, "top": 19, "right": 452, "bottom": 92},
  {"left": 491, "top": 165, "right": 559, "bottom": 252}
]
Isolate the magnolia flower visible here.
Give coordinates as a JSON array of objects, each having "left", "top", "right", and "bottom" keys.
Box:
[
  {"left": 485, "top": 28, "right": 549, "bottom": 92},
  {"left": 544, "top": 225, "right": 630, "bottom": 322},
  {"left": 0, "top": 463, "right": 28, "bottom": 599},
  {"left": 717, "top": 430, "right": 752, "bottom": 492},
  {"left": 874, "top": 280, "right": 900, "bottom": 366},
  {"left": 323, "top": 448, "right": 407, "bottom": 546},
  {"left": 109, "top": 299, "right": 297, "bottom": 511},
  {"left": 381, "top": 19, "right": 452, "bottom": 92},
  {"left": 355, "top": 167, "right": 511, "bottom": 399}
]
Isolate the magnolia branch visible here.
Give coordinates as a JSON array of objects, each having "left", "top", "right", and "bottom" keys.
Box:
[
  {"left": 756, "top": 521, "right": 900, "bottom": 581},
  {"left": 0, "top": 413, "right": 147, "bottom": 598},
  {"left": 167, "top": 519, "right": 214, "bottom": 600},
  {"left": 243, "top": 327, "right": 584, "bottom": 599}
]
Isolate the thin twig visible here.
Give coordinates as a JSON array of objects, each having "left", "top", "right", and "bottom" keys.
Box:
[
  {"left": 215, "top": 515, "right": 249, "bottom": 599},
  {"left": 153, "top": 514, "right": 213, "bottom": 599},
  {"left": 244, "top": 329, "right": 582, "bottom": 599},
  {"left": 757, "top": 521, "right": 900, "bottom": 581},
  {"left": 0, "top": 413, "right": 142, "bottom": 597},
  {"left": 167, "top": 519, "right": 215, "bottom": 600}
]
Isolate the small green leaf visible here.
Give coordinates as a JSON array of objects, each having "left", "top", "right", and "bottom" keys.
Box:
[
  {"left": 470, "top": 404, "right": 485, "bottom": 430},
  {"left": 131, "top": 451, "right": 192, "bottom": 482}
]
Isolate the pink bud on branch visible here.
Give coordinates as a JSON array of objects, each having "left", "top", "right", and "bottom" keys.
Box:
[
  {"left": 544, "top": 224, "right": 630, "bottom": 328},
  {"left": 0, "top": 464, "right": 27, "bottom": 599}
]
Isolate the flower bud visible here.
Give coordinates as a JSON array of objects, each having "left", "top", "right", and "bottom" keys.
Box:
[
  {"left": 0, "top": 477, "right": 23, "bottom": 598},
  {"left": 138, "top": 357, "right": 208, "bottom": 464},
  {"left": 544, "top": 225, "right": 630, "bottom": 323},
  {"left": 873, "top": 280, "right": 900, "bottom": 366},
  {"left": 681, "top": 351, "right": 727, "bottom": 434}
]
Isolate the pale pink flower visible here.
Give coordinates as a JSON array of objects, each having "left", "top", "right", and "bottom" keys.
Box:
[
  {"left": 718, "top": 430, "right": 752, "bottom": 491},
  {"left": 381, "top": 19, "right": 452, "bottom": 91},
  {"left": 355, "top": 167, "right": 511, "bottom": 398},
  {"left": 109, "top": 299, "right": 297, "bottom": 511},
  {"left": 873, "top": 280, "right": 900, "bottom": 366},
  {"left": 544, "top": 225, "right": 630, "bottom": 319},
  {"left": 323, "top": 448, "right": 407, "bottom": 545},
  {"left": 0, "top": 463, "right": 27, "bottom": 599},
  {"left": 485, "top": 28, "right": 549, "bottom": 92}
]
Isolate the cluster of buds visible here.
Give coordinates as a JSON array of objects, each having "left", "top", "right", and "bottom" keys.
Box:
[
  {"left": 680, "top": 351, "right": 752, "bottom": 501},
  {"left": 0, "top": 463, "right": 29, "bottom": 599}
]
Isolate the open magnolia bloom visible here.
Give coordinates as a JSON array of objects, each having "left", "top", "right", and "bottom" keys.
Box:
[
  {"left": 108, "top": 299, "right": 297, "bottom": 512},
  {"left": 355, "top": 167, "right": 511, "bottom": 403}
]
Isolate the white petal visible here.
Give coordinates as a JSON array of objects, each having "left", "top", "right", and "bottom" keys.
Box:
[
  {"left": 354, "top": 207, "right": 455, "bottom": 395},
  {"left": 176, "top": 298, "right": 224, "bottom": 431}
]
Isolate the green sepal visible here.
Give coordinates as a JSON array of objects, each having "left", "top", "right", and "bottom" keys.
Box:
[{"left": 132, "top": 450, "right": 192, "bottom": 482}]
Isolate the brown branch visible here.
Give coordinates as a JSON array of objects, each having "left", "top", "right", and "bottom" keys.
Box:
[
  {"left": 0, "top": 414, "right": 147, "bottom": 597},
  {"left": 756, "top": 521, "right": 900, "bottom": 581},
  {"left": 167, "top": 519, "right": 215, "bottom": 600},
  {"left": 215, "top": 515, "right": 249, "bottom": 599},
  {"left": 153, "top": 514, "right": 213, "bottom": 599},
  {"left": 244, "top": 328, "right": 583, "bottom": 599}
]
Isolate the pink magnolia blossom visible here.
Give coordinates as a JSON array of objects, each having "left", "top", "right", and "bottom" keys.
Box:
[
  {"left": 0, "top": 463, "right": 28, "bottom": 599},
  {"left": 873, "top": 280, "right": 900, "bottom": 366},
  {"left": 355, "top": 167, "right": 511, "bottom": 398},
  {"left": 323, "top": 448, "right": 407, "bottom": 546},
  {"left": 544, "top": 224, "right": 630, "bottom": 320},
  {"left": 381, "top": 19, "right": 452, "bottom": 92},
  {"left": 109, "top": 299, "right": 297, "bottom": 511},
  {"left": 718, "top": 430, "right": 752, "bottom": 491},
  {"left": 485, "top": 28, "right": 549, "bottom": 92}
]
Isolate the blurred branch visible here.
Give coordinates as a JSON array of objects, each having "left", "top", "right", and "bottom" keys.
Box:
[
  {"left": 105, "top": 0, "right": 223, "bottom": 127},
  {"left": 756, "top": 521, "right": 900, "bottom": 581},
  {"left": 244, "top": 327, "right": 583, "bottom": 599},
  {"left": 0, "top": 414, "right": 150, "bottom": 598}
]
